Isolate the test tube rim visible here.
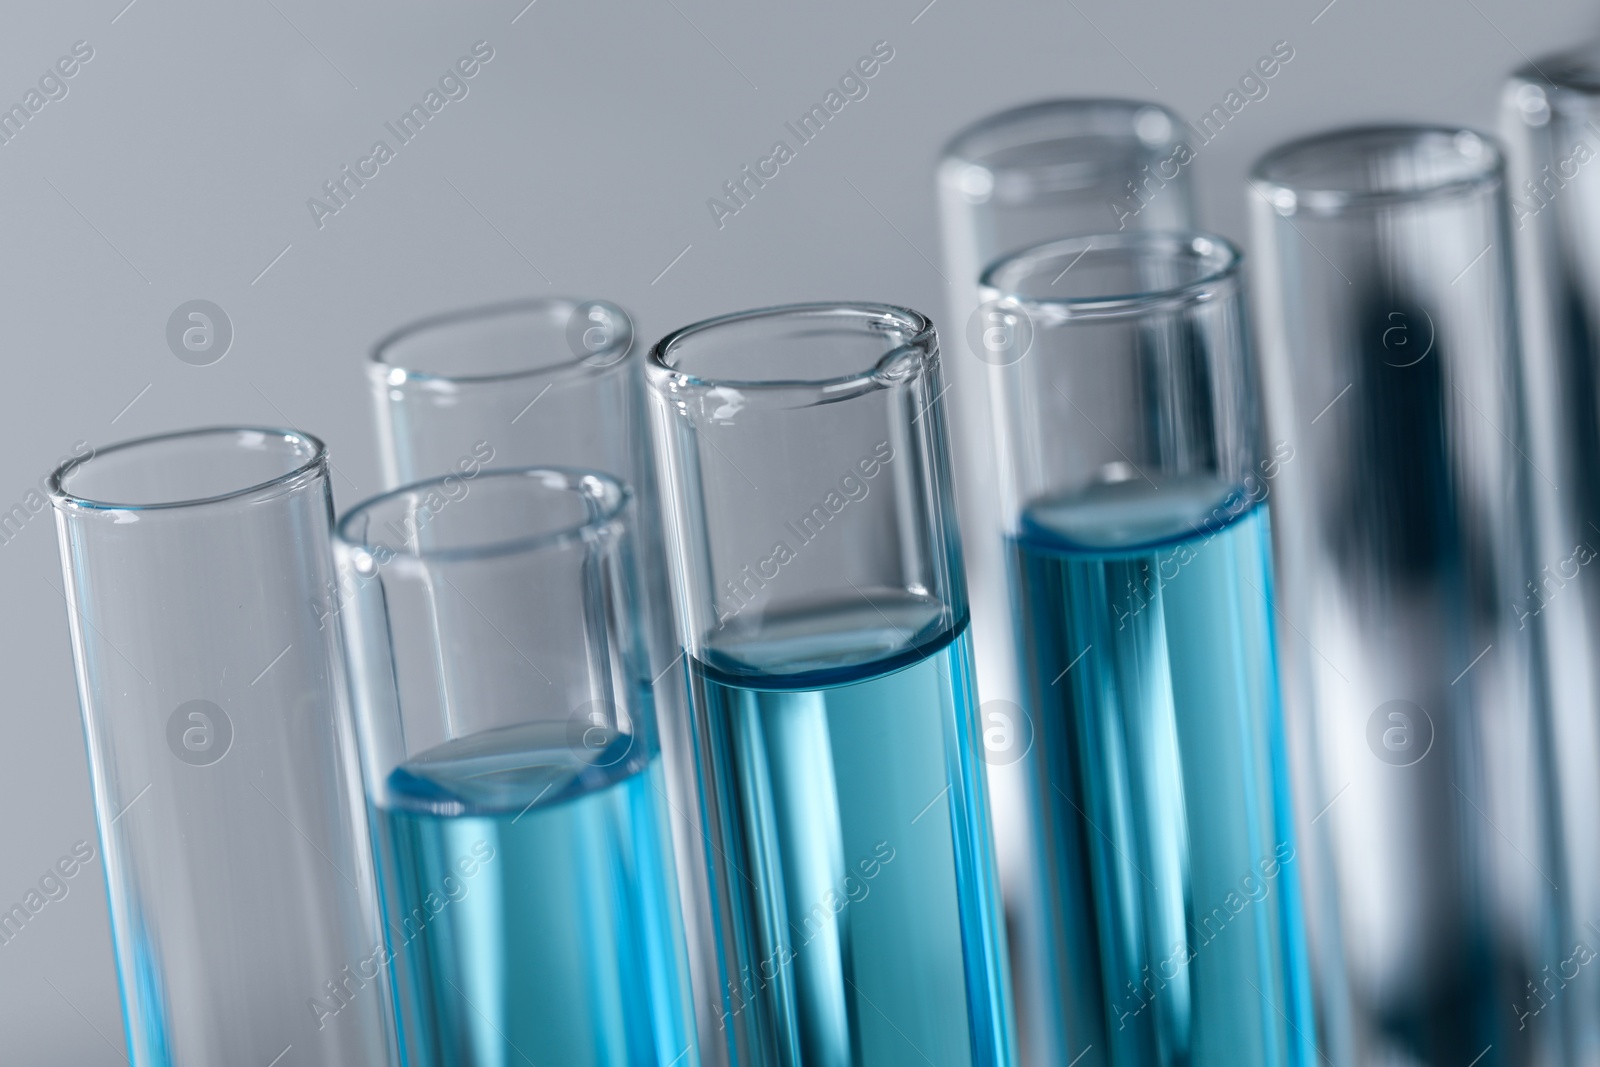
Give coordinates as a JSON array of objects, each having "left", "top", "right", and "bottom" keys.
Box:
[
  {"left": 939, "top": 97, "right": 1187, "bottom": 197},
  {"left": 646, "top": 301, "right": 937, "bottom": 408},
  {"left": 1249, "top": 123, "right": 1504, "bottom": 217},
  {"left": 370, "top": 296, "right": 636, "bottom": 389},
  {"left": 47, "top": 425, "right": 327, "bottom": 514},
  {"left": 1503, "top": 58, "right": 1600, "bottom": 140},
  {"left": 335, "top": 464, "right": 631, "bottom": 569},
  {"left": 980, "top": 229, "right": 1241, "bottom": 323}
]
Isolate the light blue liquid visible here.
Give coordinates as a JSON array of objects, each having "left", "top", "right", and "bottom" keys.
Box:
[
  {"left": 371, "top": 722, "right": 695, "bottom": 1067},
  {"left": 692, "top": 597, "right": 1012, "bottom": 1067},
  {"left": 1011, "top": 479, "right": 1312, "bottom": 1067}
]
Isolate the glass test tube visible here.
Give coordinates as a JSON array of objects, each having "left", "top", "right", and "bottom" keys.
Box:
[
  {"left": 48, "top": 427, "right": 395, "bottom": 1067},
  {"left": 335, "top": 467, "right": 695, "bottom": 1067},
  {"left": 936, "top": 107, "right": 1195, "bottom": 1063},
  {"left": 647, "top": 304, "right": 1014, "bottom": 1067},
  {"left": 1503, "top": 52, "right": 1600, "bottom": 1065},
  {"left": 369, "top": 297, "right": 723, "bottom": 1062},
  {"left": 979, "top": 232, "right": 1313, "bottom": 1067},
  {"left": 936, "top": 100, "right": 1195, "bottom": 707},
  {"left": 1249, "top": 127, "right": 1561, "bottom": 1067},
  {"left": 936, "top": 97, "right": 1197, "bottom": 731}
]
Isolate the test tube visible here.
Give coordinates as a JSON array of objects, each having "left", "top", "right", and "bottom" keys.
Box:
[
  {"left": 369, "top": 297, "right": 723, "bottom": 1061},
  {"left": 936, "top": 106, "right": 1195, "bottom": 1061},
  {"left": 368, "top": 297, "right": 641, "bottom": 487},
  {"left": 1503, "top": 52, "right": 1600, "bottom": 1065},
  {"left": 979, "top": 232, "right": 1313, "bottom": 1067},
  {"left": 1249, "top": 127, "right": 1562, "bottom": 1066},
  {"left": 647, "top": 303, "right": 1014, "bottom": 1067},
  {"left": 936, "top": 97, "right": 1196, "bottom": 729},
  {"left": 48, "top": 427, "right": 395, "bottom": 1066},
  {"left": 335, "top": 466, "right": 696, "bottom": 1066}
]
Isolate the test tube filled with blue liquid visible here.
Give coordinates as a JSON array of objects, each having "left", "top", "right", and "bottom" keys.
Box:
[
  {"left": 647, "top": 304, "right": 1015, "bottom": 1067},
  {"left": 978, "top": 234, "right": 1313, "bottom": 1067},
  {"left": 367, "top": 298, "right": 726, "bottom": 1062},
  {"left": 336, "top": 467, "right": 696, "bottom": 1067}
]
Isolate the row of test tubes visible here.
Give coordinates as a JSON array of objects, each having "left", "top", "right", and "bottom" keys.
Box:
[{"left": 41, "top": 47, "right": 1600, "bottom": 1067}]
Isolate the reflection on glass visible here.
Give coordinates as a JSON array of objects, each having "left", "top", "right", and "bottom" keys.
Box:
[{"left": 1249, "top": 126, "right": 1562, "bottom": 1067}]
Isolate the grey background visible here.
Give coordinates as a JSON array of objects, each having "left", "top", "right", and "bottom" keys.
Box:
[{"left": 0, "top": 0, "right": 1591, "bottom": 1059}]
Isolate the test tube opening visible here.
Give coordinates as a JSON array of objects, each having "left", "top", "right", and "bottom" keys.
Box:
[
  {"left": 650, "top": 301, "right": 935, "bottom": 397},
  {"left": 50, "top": 426, "right": 324, "bottom": 511},
  {"left": 337, "top": 465, "right": 628, "bottom": 564},
  {"left": 372, "top": 296, "right": 635, "bottom": 386},
  {"left": 941, "top": 98, "right": 1189, "bottom": 207},
  {"left": 981, "top": 231, "right": 1240, "bottom": 315},
  {"left": 1251, "top": 125, "right": 1503, "bottom": 215}
]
